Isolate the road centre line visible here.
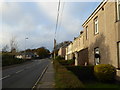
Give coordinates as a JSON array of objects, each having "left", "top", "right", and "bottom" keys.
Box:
[
  {"left": 15, "top": 69, "right": 24, "bottom": 73},
  {"left": 0, "top": 75, "right": 10, "bottom": 80},
  {"left": 2, "top": 67, "right": 29, "bottom": 80},
  {"left": 1, "top": 60, "right": 44, "bottom": 81}
]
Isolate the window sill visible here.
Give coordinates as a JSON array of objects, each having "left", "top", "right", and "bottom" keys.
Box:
[
  {"left": 94, "top": 32, "right": 99, "bottom": 36},
  {"left": 116, "top": 20, "right": 120, "bottom": 23}
]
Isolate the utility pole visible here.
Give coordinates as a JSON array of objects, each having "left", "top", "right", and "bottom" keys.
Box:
[
  {"left": 54, "top": 39, "right": 56, "bottom": 59},
  {"left": 54, "top": 0, "right": 60, "bottom": 60}
]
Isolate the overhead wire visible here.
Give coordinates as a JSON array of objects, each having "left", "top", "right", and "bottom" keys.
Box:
[
  {"left": 57, "top": 2, "right": 65, "bottom": 42},
  {"left": 54, "top": 0, "right": 61, "bottom": 40}
]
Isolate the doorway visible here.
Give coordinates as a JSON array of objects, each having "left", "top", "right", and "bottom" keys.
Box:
[
  {"left": 118, "top": 42, "right": 120, "bottom": 68},
  {"left": 94, "top": 47, "right": 100, "bottom": 65}
]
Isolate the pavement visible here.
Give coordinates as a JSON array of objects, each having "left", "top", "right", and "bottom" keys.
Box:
[{"left": 36, "top": 61, "right": 55, "bottom": 89}]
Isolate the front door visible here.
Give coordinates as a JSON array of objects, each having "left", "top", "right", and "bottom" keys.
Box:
[
  {"left": 118, "top": 42, "right": 120, "bottom": 68},
  {"left": 94, "top": 47, "right": 100, "bottom": 65}
]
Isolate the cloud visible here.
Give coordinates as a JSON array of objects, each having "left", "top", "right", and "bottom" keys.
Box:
[
  {"left": 37, "top": 2, "right": 82, "bottom": 41},
  {"left": 60, "top": 14, "right": 82, "bottom": 34},
  {"left": 1, "top": 2, "right": 24, "bottom": 25},
  {"left": 1, "top": 2, "right": 53, "bottom": 51},
  {"left": 1, "top": 2, "right": 100, "bottom": 51},
  {"left": 37, "top": 2, "right": 100, "bottom": 45},
  {"left": 37, "top": 2, "right": 58, "bottom": 22}
]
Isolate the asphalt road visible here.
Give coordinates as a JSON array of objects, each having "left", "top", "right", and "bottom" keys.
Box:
[{"left": 2, "top": 58, "right": 50, "bottom": 89}]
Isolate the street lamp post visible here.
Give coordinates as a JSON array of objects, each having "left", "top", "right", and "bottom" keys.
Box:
[{"left": 25, "top": 37, "right": 28, "bottom": 59}]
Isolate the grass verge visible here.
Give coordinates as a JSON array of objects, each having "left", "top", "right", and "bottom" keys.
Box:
[
  {"left": 84, "top": 81, "right": 120, "bottom": 88},
  {"left": 53, "top": 60, "right": 84, "bottom": 88}
]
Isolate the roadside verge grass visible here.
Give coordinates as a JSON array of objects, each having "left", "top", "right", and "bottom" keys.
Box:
[{"left": 53, "top": 60, "right": 84, "bottom": 88}]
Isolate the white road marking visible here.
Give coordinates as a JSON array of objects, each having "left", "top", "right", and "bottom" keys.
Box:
[
  {"left": 15, "top": 69, "right": 24, "bottom": 73},
  {"left": 1, "top": 60, "right": 47, "bottom": 81},
  {"left": 0, "top": 75, "right": 10, "bottom": 80}
]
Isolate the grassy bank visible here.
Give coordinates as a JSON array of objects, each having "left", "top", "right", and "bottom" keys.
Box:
[
  {"left": 66, "top": 66, "right": 120, "bottom": 88},
  {"left": 53, "top": 60, "right": 84, "bottom": 88},
  {"left": 53, "top": 57, "right": 120, "bottom": 88},
  {"left": 84, "top": 81, "right": 120, "bottom": 88}
]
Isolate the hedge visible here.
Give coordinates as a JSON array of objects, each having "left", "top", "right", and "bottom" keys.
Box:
[
  {"left": 2, "top": 53, "right": 26, "bottom": 66},
  {"left": 66, "top": 66, "right": 95, "bottom": 81},
  {"left": 55, "top": 56, "right": 64, "bottom": 60},
  {"left": 58, "top": 59, "right": 75, "bottom": 66}
]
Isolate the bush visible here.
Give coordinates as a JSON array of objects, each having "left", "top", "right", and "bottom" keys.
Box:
[
  {"left": 58, "top": 59, "right": 75, "bottom": 66},
  {"left": 58, "top": 60, "right": 68, "bottom": 65},
  {"left": 67, "top": 59, "right": 75, "bottom": 65},
  {"left": 55, "top": 56, "right": 64, "bottom": 60},
  {"left": 53, "top": 60, "right": 84, "bottom": 88},
  {"left": 66, "top": 66, "right": 95, "bottom": 81},
  {"left": 94, "top": 64, "right": 116, "bottom": 82}
]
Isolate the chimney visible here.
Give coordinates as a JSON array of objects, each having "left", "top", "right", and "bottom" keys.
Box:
[
  {"left": 80, "top": 31, "right": 83, "bottom": 35},
  {"left": 74, "top": 37, "right": 76, "bottom": 40}
]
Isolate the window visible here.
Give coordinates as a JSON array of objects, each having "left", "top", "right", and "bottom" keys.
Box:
[
  {"left": 117, "top": 0, "right": 120, "bottom": 20},
  {"left": 86, "top": 26, "right": 88, "bottom": 40},
  {"left": 94, "top": 47, "right": 100, "bottom": 65},
  {"left": 94, "top": 17, "right": 99, "bottom": 34}
]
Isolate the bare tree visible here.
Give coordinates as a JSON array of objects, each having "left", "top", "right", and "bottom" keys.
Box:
[
  {"left": 10, "top": 36, "right": 18, "bottom": 54},
  {"left": 2, "top": 44, "right": 9, "bottom": 52}
]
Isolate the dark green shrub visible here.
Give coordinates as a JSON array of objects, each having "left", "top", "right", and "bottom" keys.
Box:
[
  {"left": 94, "top": 64, "right": 116, "bottom": 82},
  {"left": 58, "top": 59, "right": 75, "bottom": 66},
  {"left": 66, "top": 66, "right": 95, "bottom": 81},
  {"left": 55, "top": 56, "right": 64, "bottom": 60},
  {"left": 67, "top": 59, "right": 75, "bottom": 65},
  {"left": 58, "top": 60, "right": 69, "bottom": 65}
]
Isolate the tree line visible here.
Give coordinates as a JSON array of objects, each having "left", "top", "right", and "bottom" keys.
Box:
[{"left": 2, "top": 36, "right": 51, "bottom": 66}]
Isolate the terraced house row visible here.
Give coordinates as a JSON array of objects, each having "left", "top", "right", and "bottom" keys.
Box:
[{"left": 59, "top": 0, "right": 120, "bottom": 69}]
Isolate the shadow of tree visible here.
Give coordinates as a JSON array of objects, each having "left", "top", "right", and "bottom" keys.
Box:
[{"left": 89, "top": 33, "right": 111, "bottom": 65}]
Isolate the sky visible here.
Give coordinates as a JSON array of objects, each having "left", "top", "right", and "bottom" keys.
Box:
[{"left": 0, "top": 1, "right": 101, "bottom": 52}]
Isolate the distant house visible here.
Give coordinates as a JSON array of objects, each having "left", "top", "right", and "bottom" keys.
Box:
[
  {"left": 16, "top": 52, "right": 36, "bottom": 60},
  {"left": 16, "top": 55, "right": 23, "bottom": 59},
  {"left": 34, "top": 52, "right": 39, "bottom": 58},
  {"left": 58, "top": 41, "right": 72, "bottom": 58},
  {"left": 65, "top": 42, "right": 74, "bottom": 60},
  {"left": 58, "top": 47, "right": 66, "bottom": 58}
]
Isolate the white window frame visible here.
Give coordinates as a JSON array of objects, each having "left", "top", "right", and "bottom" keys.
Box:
[
  {"left": 86, "top": 26, "right": 88, "bottom": 40},
  {"left": 94, "top": 17, "right": 99, "bottom": 34},
  {"left": 117, "top": 0, "right": 120, "bottom": 20}
]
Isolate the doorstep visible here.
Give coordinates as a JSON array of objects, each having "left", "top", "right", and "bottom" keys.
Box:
[{"left": 116, "top": 69, "right": 120, "bottom": 81}]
